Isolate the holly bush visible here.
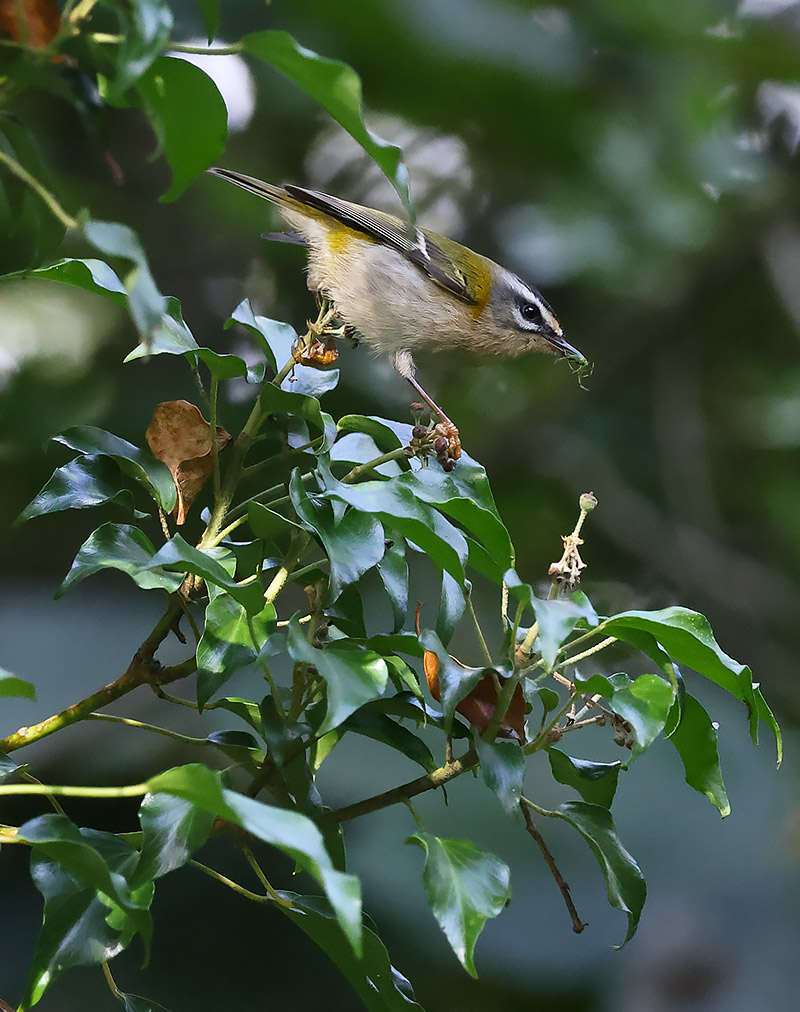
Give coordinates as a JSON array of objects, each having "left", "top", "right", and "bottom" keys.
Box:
[{"left": 0, "top": 2, "right": 782, "bottom": 1010}]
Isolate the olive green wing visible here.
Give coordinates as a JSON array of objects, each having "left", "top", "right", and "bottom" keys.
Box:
[{"left": 284, "top": 184, "right": 477, "bottom": 305}]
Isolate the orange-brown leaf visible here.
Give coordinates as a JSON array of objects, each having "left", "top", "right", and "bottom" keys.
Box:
[
  {"left": 146, "top": 400, "right": 231, "bottom": 525},
  {"left": 0, "top": 0, "right": 59, "bottom": 49},
  {"left": 414, "top": 603, "right": 525, "bottom": 742}
]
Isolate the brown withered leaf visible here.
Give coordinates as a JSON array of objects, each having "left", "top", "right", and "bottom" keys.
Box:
[
  {"left": 416, "top": 604, "right": 526, "bottom": 743},
  {"left": 146, "top": 400, "right": 231, "bottom": 525},
  {"left": 0, "top": 0, "right": 60, "bottom": 49}
]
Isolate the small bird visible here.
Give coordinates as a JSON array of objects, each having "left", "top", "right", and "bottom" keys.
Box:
[{"left": 208, "top": 167, "right": 585, "bottom": 463}]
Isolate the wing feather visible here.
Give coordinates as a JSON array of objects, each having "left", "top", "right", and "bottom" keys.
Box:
[{"left": 284, "top": 184, "right": 476, "bottom": 304}]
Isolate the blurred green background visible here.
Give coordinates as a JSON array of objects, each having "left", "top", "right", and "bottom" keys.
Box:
[{"left": 2, "top": 0, "right": 800, "bottom": 1009}]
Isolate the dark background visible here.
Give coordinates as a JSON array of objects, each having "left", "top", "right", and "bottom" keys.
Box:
[{"left": 1, "top": 0, "right": 799, "bottom": 1009}]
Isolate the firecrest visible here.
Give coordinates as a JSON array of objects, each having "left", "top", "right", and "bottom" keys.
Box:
[{"left": 207, "top": 167, "right": 585, "bottom": 461}]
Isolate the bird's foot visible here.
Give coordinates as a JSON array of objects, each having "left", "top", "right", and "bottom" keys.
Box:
[
  {"left": 409, "top": 408, "right": 461, "bottom": 470},
  {"left": 434, "top": 420, "right": 461, "bottom": 468},
  {"left": 292, "top": 336, "right": 339, "bottom": 367}
]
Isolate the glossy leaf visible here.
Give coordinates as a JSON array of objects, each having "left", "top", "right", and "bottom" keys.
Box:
[
  {"left": 83, "top": 219, "right": 167, "bottom": 339},
  {"left": 132, "top": 793, "right": 216, "bottom": 888},
  {"left": 124, "top": 297, "right": 200, "bottom": 359},
  {"left": 260, "top": 383, "right": 328, "bottom": 435},
  {"left": 437, "top": 571, "right": 466, "bottom": 646},
  {"left": 475, "top": 737, "right": 525, "bottom": 816},
  {"left": 0, "top": 668, "right": 35, "bottom": 699},
  {"left": 28, "top": 257, "right": 127, "bottom": 304},
  {"left": 196, "top": 593, "right": 276, "bottom": 708},
  {"left": 608, "top": 673, "right": 675, "bottom": 760},
  {"left": 291, "top": 472, "right": 386, "bottom": 600},
  {"left": 344, "top": 709, "right": 436, "bottom": 772},
  {"left": 57, "top": 523, "right": 183, "bottom": 597},
  {"left": 213, "top": 696, "right": 265, "bottom": 735},
  {"left": 418, "top": 629, "right": 486, "bottom": 726},
  {"left": 668, "top": 692, "right": 730, "bottom": 816},
  {"left": 505, "top": 572, "right": 599, "bottom": 670},
  {"left": 287, "top": 616, "right": 388, "bottom": 734},
  {"left": 194, "top": 0, "right": 218, "bottom": 42},
  {"left": 396, "top": 469, "right": 513, "bottom": 573},
  {"left": 547, "top": 749, "right": 621, "bottom": 809},
  {"left": 337, "top": 415, "right": 405, "bottom": 454},
  {"left": 552, "top": 801, "right": 646, "bottom": 946},
  {"left": 278, "top": 892, "right": 422, "bottom": 1010},
  {"left": 16, "top": 455, "right": 146, "bottom": 523},
  {"left": 243, "top": 30, "right": 411, "bottom": 219},
  {"left": 0, "top": 751, "right": 20, "bottom": 782},
  {"left": 407, "top": 832, "right": 510, "bottom": 977},
  {"left": 227, "top": 300, "right": 291, "bottom": 374},
  {"left": 54, "top": 426, "right": 176, "bottom": 511},
  {"left": 139, "top": 57, "right": 227, "bottom": 201},
  {"left": 17, "top": 819, "right": 153, "bottom": 1007},
  {"left": 322, "top": 470, "right": 467, "bottom": 584},
  {"left": 377, "top": 536, "right": 408, "bottom": 632},
  {"left": 602, "top": 608, "right": 758, "bottom": 717},
  {"left": 110, "top": 0, "right": 174, "bottom": 96},
  {"left": 147, "top": 534, "right": 265, "bottom": 614}
]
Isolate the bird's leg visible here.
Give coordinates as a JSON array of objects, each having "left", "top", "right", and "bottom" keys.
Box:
[
  {"left": 405, "top": 374, "right": 462, "bottom": 462},
  {"left": 391, "top": 350, "right": 461, "bottom": 464}
]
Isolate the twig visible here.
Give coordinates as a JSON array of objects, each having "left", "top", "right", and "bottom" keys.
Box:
[
  {"left": 318, "top": 747, "right": 478, "bottom": 827},
  {"left": 465, "top": 590, "right": 493, "bottom": 667},
  {"left": 520, "top": 799, "right": 586, "bottom": 933},
  {"left": 339, "top": 446, "right": 413, "bottom": 483},
  {"left": 0, "top": 148, "right": 78, "bottom": 230},
  {"left": 86, "top": 712, "right": 211, "bottom": 746},
  {"left": 0, "top": 597, "right": 195, "bottom": 753}
]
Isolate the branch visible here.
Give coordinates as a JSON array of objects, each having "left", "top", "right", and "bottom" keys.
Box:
[
  {"left": 520, "top": 799, "right": 586, "bottom": 933},
  {"left": 0, "top": 599, "right": 194, "bottom": 753},
  {"left": 317, "top": 747, "right": 478, "bottom": 827}
]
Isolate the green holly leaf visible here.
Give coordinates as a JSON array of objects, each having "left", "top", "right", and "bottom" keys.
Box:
[
  {"left": 547, "top": 749, "right": 621, "bottom": 809},
  {"left": 407, "top": 832, "right": 510, "bottom": 977},
  {"left": 243, "top": 31, "right": 411, "bottom": 220},
  {"left": 287, "top": 616, "right": 388, "bottom": 734},
  {"left": 57, "top": 523, "right": 184, "bottom": 597},
  {"left": 139, "top": 57, "right": 227, "bottom": 202},
  {"left": 551, "top": 801, "right": 646, "bottom": 947},
  {"left": 476, "top": 737, "right": 525, "bottom": 816},
  {"left": 667, "top": 692, "right": 730, "bottom": 816},
  {"left": 608, "top": 672, "right": 676, "bottom": 761}
]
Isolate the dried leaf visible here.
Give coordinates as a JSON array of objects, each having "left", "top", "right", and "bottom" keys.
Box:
[
  {"left": 417, "top": 605, "right": 525, "bottom": 742},
  {"left": 0, "top": 0, "right": 59, "bottom": 49},
  {"left": 145, "top": 400, "right": 230, "bottom": 524}
]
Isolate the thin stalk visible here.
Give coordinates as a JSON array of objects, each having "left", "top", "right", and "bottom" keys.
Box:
[
  {"left": 101, "top": 962, "right": 124, "bottom": 1002},
  {"left": 209, "top": 376, "right": 221, "bottom": 502},
  {"left": 465, "top": 591, "right": 493, "bottom": 667},
  {"left": 87, "top": 712, "right": 211, "bottom": 746},
  {"left": 190, "top": 859, "right": 271, "bottom": 903},
  {"left": 0, "top": 782, "right": 149, "bottom": 799},
  {"left": 561, "top": 636, "right": 618, "bottom": 667},
  {"left": 170, "top": 41, "right": 245, "bottom": 55},
  {"left": 339, "top": 446, "right": 412, "bottom": 483},
  {"left": 243, "top": 846, "right": 295, "bottom": 908},
  {"left": 0, "top": 149, "right": 77, "bottom": 229},
  {"left": 520, "top": 799, "right": 586, "bottom": 933},
  {"left": 264, "top": 532, "right": 312, "bottom": 604}
]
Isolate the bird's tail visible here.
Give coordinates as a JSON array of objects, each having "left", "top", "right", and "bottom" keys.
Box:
[{"left": 206, "top": 167, "right": 298, "bottom": 212}]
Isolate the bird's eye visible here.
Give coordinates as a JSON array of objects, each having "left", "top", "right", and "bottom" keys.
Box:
[{"left": 520, "top": 303, "right": 543, "bottom": 325}]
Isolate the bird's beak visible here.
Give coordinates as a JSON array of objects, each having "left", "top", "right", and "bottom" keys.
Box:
[{"left": 542, "top": 325, "right": 585, "bottom": 362}]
